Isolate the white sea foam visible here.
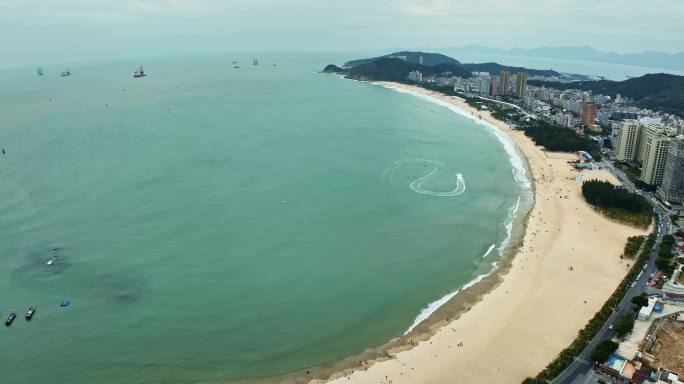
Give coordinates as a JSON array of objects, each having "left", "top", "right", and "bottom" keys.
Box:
[
  {"left": 481, "top": 243, "right": 496, "bottom": 259},
  {"left": 403, "top": 272, "right": 489, "bottom": 335},
  {"left": 375, "top": 83, "right": 533, "bottom": 334}
]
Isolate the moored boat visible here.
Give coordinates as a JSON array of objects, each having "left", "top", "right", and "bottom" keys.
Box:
[
  {"left": 25, "top": 306, "right": 37, "bottom": 320},
  {"left": 133, "top": 66, "right": 146, "bottom": 78}
]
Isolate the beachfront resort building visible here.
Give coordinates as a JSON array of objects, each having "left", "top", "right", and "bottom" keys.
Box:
[
  {"left": 641, "top": 125, "right": 674, "bottom": 185},
  {"left": 658, "top": 137, "right": 684, "bottom": 204},
  {"left": 614, "top": 121, "right": 679, "bottom": 186},
  {"left": 615, "top": 121, "right": 643, "bottom": 162}
]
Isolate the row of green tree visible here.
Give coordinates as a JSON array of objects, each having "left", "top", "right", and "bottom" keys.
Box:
[
  {"left": 522, "top": 234, "right": 656, "bottom": 383},
  {"left": 519, "top": 119, "right": 603, "bottom": 161},
  {"left": 581, "top": 180, "right": 653, "bottom": 228},
  {"left": 655, "top": 234, "right": 677, "bottom": 277},
  {"left": 623, "top": 236, "right": 646, "bottom": 259}
]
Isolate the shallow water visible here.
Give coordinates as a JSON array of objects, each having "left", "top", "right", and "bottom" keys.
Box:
[{"left": 0, "top": 54, "right": 529, "bottom": 383}]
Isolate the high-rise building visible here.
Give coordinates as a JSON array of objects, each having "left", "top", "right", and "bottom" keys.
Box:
[
  {"left": 478, "top": 76, "right": 491, "bottom": 96},
  {"left": 640, "top": 125, "right": 672, "bottom": 185},
  {"left": 407, "top": 70, "right": 422, "bottom": 83},
  {"left": 581, "top": 102, "right": 598, "bottom": 126},
  {"left": 615, "top": 121, "right": 642, "bottom": 162},
  {"left": 498, "top": 70, "right": 509, "bottom": 95},
  {"left": 515, "top": 72, "right": 528, "bottom": 99},
  {"left": 658, "top": 136, "right": 684, "bottom": 204},
  {"left": 489, "top": 77, "right": 498, "bottom": 96}
]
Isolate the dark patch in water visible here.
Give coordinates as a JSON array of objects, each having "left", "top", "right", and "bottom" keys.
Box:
[
  {"left": 12, "top": 248, "right": 70, "bottom": 280},
  {"left": 88, "top": 272, "right": 145, "bottom": 305}
]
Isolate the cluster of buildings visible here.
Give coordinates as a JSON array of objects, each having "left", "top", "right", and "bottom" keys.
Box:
[
  {"left": 613, "top": 121, "right": 684, "bottom": 204},
  {"left": 596, "top": 305, "right": 684, "bottom": 384},
  {"left": 452, "top": 70, "right": 529, "bottom": 99}
]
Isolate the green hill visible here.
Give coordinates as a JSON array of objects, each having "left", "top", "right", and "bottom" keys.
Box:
[
  {"left": 344, "top": 51, "right": 460, "bottom": 68},
  {"left": 343, "top": 58, "right": 472, "bottom": 81}
]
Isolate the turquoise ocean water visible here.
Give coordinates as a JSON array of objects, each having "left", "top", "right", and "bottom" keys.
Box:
[{"left": 0, "top": 54, "right": 530, "bottom": 383}]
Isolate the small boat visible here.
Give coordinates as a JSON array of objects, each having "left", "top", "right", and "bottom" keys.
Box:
[
  {"left": 133, "top": 65, "right": 146, "bottom": 78},
  {"left": 25, "top": 306, "right": 36, "bottom": 320},
  {"left": 252, "top": 58, "right": 259, "bottom": 66},
  {"left": 60, "top": 299, "right": 70, "bottom": 307},
  {"left": 234, "top": 66, "right": 240, "bottom": 69},
  {"left": 37, "top": 65, "right": 44, "bottom": 76},
  {"left": 5, "top": 309, "right": 16, "bottom": 326},
  {"left": 61, "top": 68, "right": 71, "bottom": 77}
]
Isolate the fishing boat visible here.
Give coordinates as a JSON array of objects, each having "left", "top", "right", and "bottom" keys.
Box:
[
  {"left": 61, "top": 68, "right": 71, "bottom": 77},
  {"left": 37, "top": 65, "right": 44, "bottom": 76},
  {"left": 252, "top": 58, "right": 259, "bottom": 66},
  {"left": 25, "top": 306, "right": 36, "bottom": 320},
  {"left": 5, "top": 309, "right": 16, "bottom": 326},
  {"left": 133, "top": 66, "right": 146, "bottom": 78}
]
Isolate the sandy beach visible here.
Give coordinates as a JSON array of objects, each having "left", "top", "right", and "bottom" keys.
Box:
[{"left": 312, "top": 82, "right": 648, "bottom": 384}]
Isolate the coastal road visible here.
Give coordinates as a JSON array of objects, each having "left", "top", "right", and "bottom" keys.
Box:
[
  {"left": 552, "top": 162, "right": 670, "bottom": 384},
  {"left": 474, "top": 95, "right": 538, "bottom": 119}
]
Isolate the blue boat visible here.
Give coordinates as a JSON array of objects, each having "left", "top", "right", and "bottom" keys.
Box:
[{"left": 5, "top": 309, "right": 16, "bottom": 326}]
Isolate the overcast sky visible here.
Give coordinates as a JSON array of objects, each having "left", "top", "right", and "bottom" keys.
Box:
[{"left": 1, "top": 0, "right": 682, "bottom": 68}]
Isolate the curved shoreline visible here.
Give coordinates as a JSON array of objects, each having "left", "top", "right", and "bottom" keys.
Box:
[
  {"left": 305, "top": 82, "right": 646, "bottom": 384},
  {"left": 244, "top": 80, "right": 646, "bottom": 384},
  {"left": 254, "top": 80, "right": 537, "bottom": 384}
]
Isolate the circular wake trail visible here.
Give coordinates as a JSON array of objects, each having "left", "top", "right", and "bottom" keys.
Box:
[{"left": 381, "top": 159, "right": 466, "bottom": 197}]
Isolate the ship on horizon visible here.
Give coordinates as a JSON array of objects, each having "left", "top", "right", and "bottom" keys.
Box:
[
  {"left": 61, "top": 68, "right": 71, "bottom": 77},
  {"left": 252, "top": 58, "right": 259, "bottom": 66},
  {"left": 37, "top": 65, "right": 43, "bottom": 76},
  {"left": 133, "top": 65, "right": 146, "bottom": 78}
]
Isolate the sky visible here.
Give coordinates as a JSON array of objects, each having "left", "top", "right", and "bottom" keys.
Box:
[{"left": 1, "top": 0, "right": 682, "bottom": 68}]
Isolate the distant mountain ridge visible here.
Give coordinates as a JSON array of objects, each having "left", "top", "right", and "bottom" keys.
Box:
[{"left": 445, "top": 45, "right": 684, "bottom": 71}]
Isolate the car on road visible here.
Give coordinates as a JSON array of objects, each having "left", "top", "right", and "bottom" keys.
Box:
[{"left": 608, "top": 324, "right": 614, "bottom": 330}]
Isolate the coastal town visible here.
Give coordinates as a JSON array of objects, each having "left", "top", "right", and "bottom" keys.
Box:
[
  {"left": 321, "top": 53, "right": 684, "bottom": 384},
  {"left": 409, "top": 61, "right": 684, "bottom": 384}
]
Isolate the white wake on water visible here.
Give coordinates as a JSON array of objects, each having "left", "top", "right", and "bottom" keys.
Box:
[
  {"left": 371, "top": 83, "right": 534, "bottom": 336},
  {"left": 381, "top": 159, "right": 465, "bottom": 197}
]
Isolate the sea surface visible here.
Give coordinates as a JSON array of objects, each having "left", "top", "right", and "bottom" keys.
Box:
[{"left": 0, "top": 54, "right": 530, "bottom": 383}]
